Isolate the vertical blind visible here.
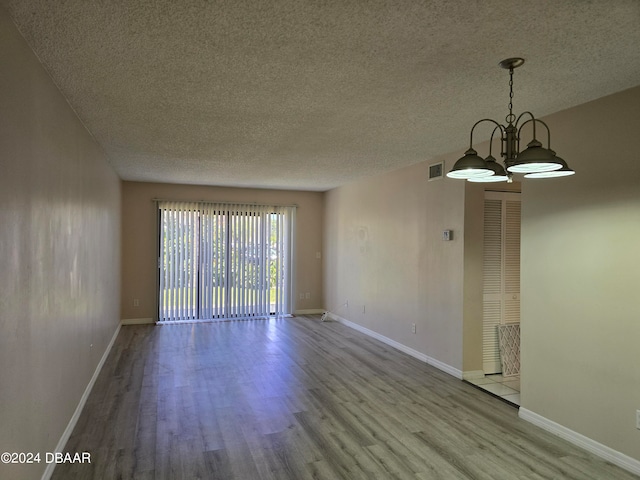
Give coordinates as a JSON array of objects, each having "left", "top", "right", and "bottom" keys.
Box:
[{"left": 158, "top": 201, "right": 295, "bottom": 321}]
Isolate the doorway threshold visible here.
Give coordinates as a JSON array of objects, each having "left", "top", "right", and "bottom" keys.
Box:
[{"left": 464, "top": 374, "right": 520, "bottom": 407}]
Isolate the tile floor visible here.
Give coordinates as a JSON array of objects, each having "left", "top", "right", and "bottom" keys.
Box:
[{"left": 466, "top": 374, "right": 520, "bottom": 406}]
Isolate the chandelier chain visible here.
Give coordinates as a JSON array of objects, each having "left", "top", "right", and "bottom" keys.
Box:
[{"left": 507, "top": 67, "right": 515, "bottom": 124}]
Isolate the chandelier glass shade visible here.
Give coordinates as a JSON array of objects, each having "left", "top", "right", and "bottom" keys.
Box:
[
  {"left": 444, "top": 148, "right": 493, "bottom": 179},
  {"left": 467, "top": 155, "right": 509, "bottom": 183},
  {"left": 447, "top": 58, "right": 575, "bottom": 182},
  {"left": 524, "top": 152, "right": 575, "bottom": 178}
]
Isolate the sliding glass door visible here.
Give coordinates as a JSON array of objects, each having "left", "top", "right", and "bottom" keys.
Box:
[{"left": 158, "top": 202, "right": 294, "bottom": 322}]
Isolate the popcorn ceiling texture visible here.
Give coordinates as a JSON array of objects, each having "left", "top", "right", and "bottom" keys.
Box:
[{"left": 2, "top": 0, "right": 640, "bottom": 191}]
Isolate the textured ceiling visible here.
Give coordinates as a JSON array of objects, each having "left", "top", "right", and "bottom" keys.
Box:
[{"left": 3, "top": 1, "right": 640, "bottom": 191}]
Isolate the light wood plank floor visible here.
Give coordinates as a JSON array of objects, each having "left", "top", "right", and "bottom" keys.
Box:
[{"left": 53, "top": 316, "right": 638, "bottom": 479}]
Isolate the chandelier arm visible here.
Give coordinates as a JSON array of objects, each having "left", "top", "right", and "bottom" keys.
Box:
[
  {"left": 468, "top": 118, "right": 505, "bottom": 148},
  {"left": 514, "top": 111, "right": 535, "bottom": 125},
  {"left": 514, "top": 111, "right": 537, "bottom": 138},
  {"left": 488, "top": 125, "right": 504, "bottom": 158},
  {"left": 534, "top": 118, "right": 551, "bottom": 148},
  {"left": 518, "top": 118, "right": 552, "bottom": 148}
]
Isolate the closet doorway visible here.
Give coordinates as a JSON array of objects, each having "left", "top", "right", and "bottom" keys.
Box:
[{"left": 479, "top": 191, "right": 521, "bottom": 404}]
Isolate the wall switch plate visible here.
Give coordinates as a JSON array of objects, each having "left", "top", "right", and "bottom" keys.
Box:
[
  {"left": 443, "top": 230, "right": 453, "bottom": 241},
  {"left": 411, "top": 323, "right": 416, "bottom": 334},
  {"left": 636, "top": 410, "right": 640, "bottom": 430},
  {"left": 133, "top": 299, "right": 140, "bottom": 307}
]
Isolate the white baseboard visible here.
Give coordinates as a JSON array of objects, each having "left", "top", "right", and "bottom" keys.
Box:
[
  {"left": 42, "top": 323, "right": 121, "bottom": 480},
  {"left": 326, "top": 312, "right": 462, "bottom": 380},
  {"left": 519, "top": 408, "right": 640, "bottom": 477},
  {"left": 294, "top": 309, "right": 325, "bottom": 315},
  {"left": 121, "top": 317, "right": 155, "bottom": 325}
]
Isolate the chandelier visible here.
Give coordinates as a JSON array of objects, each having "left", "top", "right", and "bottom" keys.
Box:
[{"left": 446, "top": 58, "right": 575, "bottom": 183}]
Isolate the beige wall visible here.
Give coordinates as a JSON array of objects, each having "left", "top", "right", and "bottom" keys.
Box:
[
  {"left": 324, "top": 158, "right": 467, "bottom": 371},
  {"left": 0, "top": 8, "right": 121, "bottom": 480},
  {"left": 322, "top": 140, "right": 517, "bottom": 376},
  {"left": 520, "top": 86, "right": 640, "bottom": 461},
  {"left": 462, "top": 181, "right": 486, "bottom": 373},
  {"left": 121, "top": 182, "right": 324, "bottom": 320}
]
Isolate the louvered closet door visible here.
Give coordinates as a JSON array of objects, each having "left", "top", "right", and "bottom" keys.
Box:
[{"left": 482, "top": 191, "right": 521, "bottom": 374}]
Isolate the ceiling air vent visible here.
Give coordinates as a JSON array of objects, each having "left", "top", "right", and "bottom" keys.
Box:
[{"left": 428, "top": 162, "right": 444, "bottom": 181}]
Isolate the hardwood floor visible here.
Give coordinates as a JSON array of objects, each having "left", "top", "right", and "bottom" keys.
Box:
[{"left": 53, "top": 316, "right": 638, "bottom": 479}]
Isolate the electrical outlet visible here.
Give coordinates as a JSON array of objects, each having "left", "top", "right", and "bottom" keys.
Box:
[
  {"left": 411, "top": 323, "right": 416, "bottom": 334},
  {"left": 636, "top": 410, "right": 640, "bottom": 430}
]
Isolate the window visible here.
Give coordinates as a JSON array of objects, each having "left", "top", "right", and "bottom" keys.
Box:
[{"left": 158, "top": 201, "right": 295, "bottom": 321}]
